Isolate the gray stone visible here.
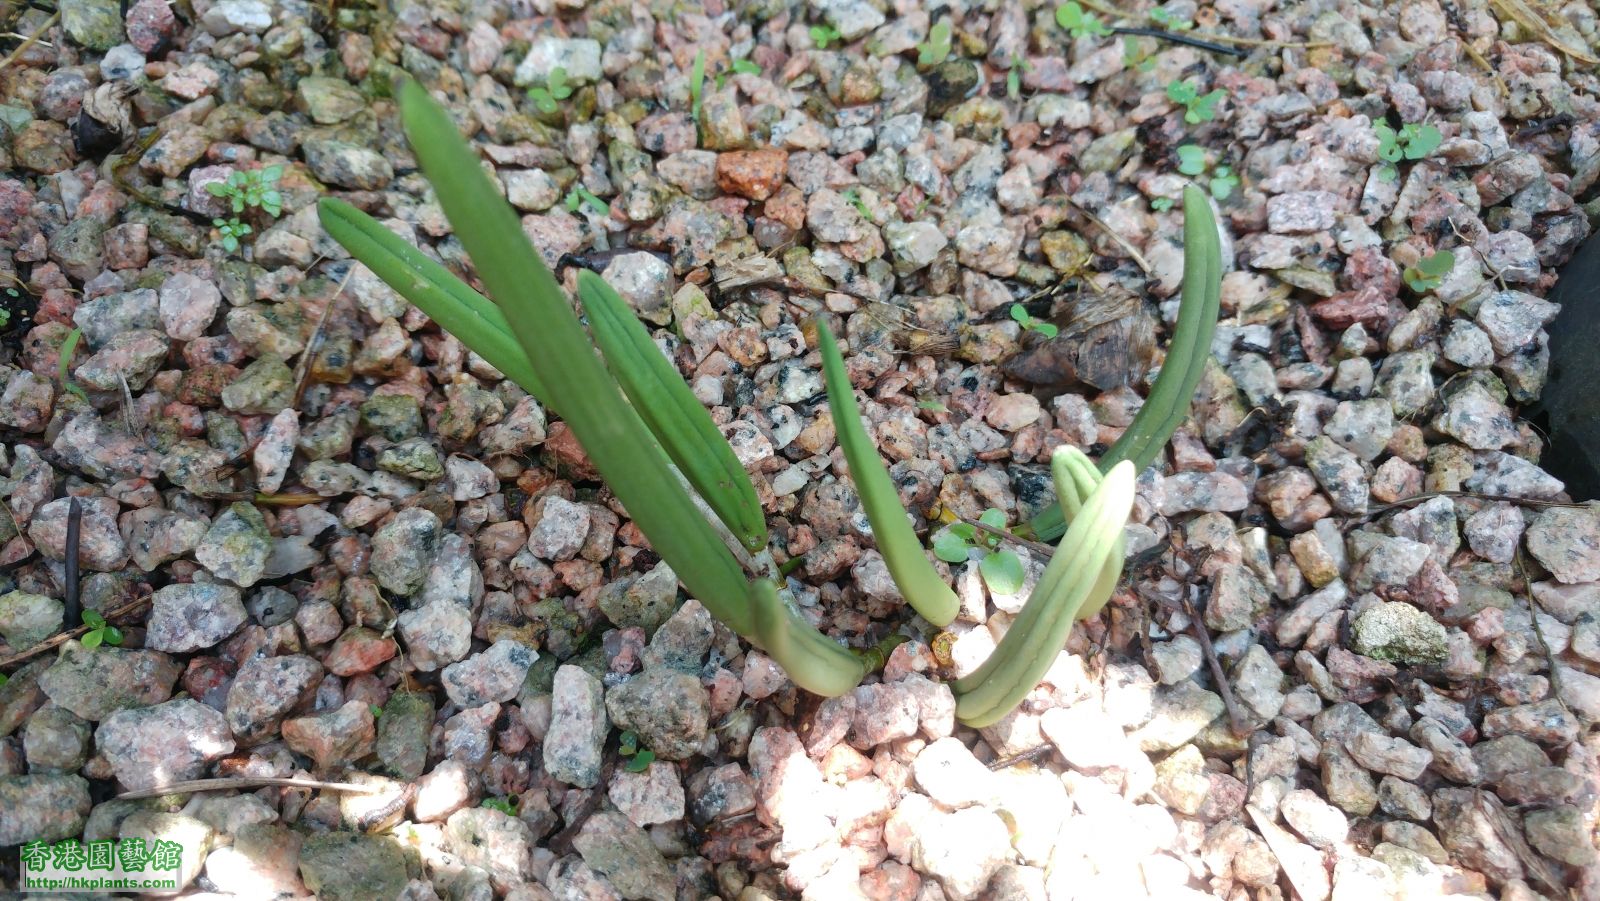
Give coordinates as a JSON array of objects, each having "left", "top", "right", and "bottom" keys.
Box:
[
  {"left": 606, "top": 668, "right": 710, "bottom": 761},
  {"left": 61, "top": 0, "right": 124, "bottom": 50},
  {"left": 39, "top": 644, "right": 181, "bottom": 721},
  {"left": 546, "top": 665, "right": 607, "bottom": 788},
  {"left": 371, "top": 509, "right": 442, "bottom": 595},
  {"left": 0, "top": 775, "right": 91, "bottom": 844},
  {"left": 96, "top": 699, "right": 233, "bottom": 791},
  {"left": 146, "top": 582, "right": 247, "bottom": 652},
  {"left": 1352, "top": 602, "right": 1447, "bottom": 665},
  {"left": 441, "top": 640, "right": 536, "bottom": 708},
  {"left": 572, "top": 811, "right": 675, "bottom": 901},
  {"left": 1525, "top": 506, "right": 1600, "bottom": 584},
  {"left": 0, "top": 591, "right": 63, "bottom": 651},
  {"left": 297, "top": 832, "right": 408, "bottom": 901}
]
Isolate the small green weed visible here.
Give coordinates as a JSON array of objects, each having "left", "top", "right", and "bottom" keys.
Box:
[
  {"left": 1150, "top": 6, "right": 1192, "bottom": 29},
  {"left": 59, "top": 327, "right": 88, "bottom": 402},
  {"left": 205, "top": 165, "right": 284, "bottom": 217},
  {"left": 918, "top": 20, "right": 953, "bottom": 65},
  {"left": 933, "top": 509, "right": 1027, "bottom": 595},
  {"left": 565, "top": 185, "right": 610, "bottom": 216},
  {"left": 214, "top": 217, "right": 253, "bottom": 253},
  {"left": 1151, "top": 196, "right": 1175, "bottom": 211},
  {"left": 1056, "top": 2, "right": 1110, "bottom": 38},
  {"left": 1166, "top": 79, "right": 1225, "bottom": 124},
  {"left": 842, "top": 187, "right": 871, "bottom": 218},
  {"left": 716, "top": 57, "right": 762, "bottom": 89},
  {"left": 619, "top": 729, "right": 655, "bottom": 772},
  {"left": 1006, "top": 56, "right": 1028, "bottom": 100},
  {"left": 1010, "top": 304, "right": 1059, "bottom": 338},
  {"left": 1175, "top": 145, "right": 1238, "bottom": 200},
  {"left": 1374, "top": 121, "right": 1441, "bottom": 181},
  {"left": 1403, "top": 250, "right": 1455, "bottom": 293},
  {"left": 810, "top": 24, "right": 841, "bottom": 49},
  {"left": 1122, "top": 35, "right": 1157, "bottom": 71},
  {"left": 80, "top": 608, "right": 123, "bottom": 649},
  {"left": 480, "top": 796, "right": 517, "bottom": 815},
  {"left": 689, "top": 51, "right": 706, "bottom": 123},
  {"left": 528, "top": 66, "right": 573, "bottom": 115}
]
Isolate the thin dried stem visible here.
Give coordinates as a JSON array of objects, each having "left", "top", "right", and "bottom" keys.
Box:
[{"left": 117, "top": 776, "right": 382, "bottom": 801}]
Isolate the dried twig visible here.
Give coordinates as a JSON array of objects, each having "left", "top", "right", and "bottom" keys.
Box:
[
  {"left": 0, "top": 593, "right": 150, "bottom": 670},
  {"left": 1515, "top": 550, "right": 1572, "bottom": 719},
  {"left": 956, "top": 512, "right": 1058, "bottom": 558},
  {"left": 1182, "top": 590, "right": 1249, "bottom": 737},
  {"left": 0, "top": 8, "right": 56, "bottom": 73},
  {"left": 117, "top": 776, "right": 382, "bottom": 801},
  {"left": 1112, "top": 26, "right": 1246, "bottom": 57},
  {"left": 1341, "top": 490, "right": 1586, "bottom": 532},
  {"left": 292, "top": 267, "right": 354, "bottom": 409},
  {"left": 1066, "top": 199, "right": 1153, "bottom": 275},
  {"left": 987, "top": 744, "right": 1054, "bottom": 771}
]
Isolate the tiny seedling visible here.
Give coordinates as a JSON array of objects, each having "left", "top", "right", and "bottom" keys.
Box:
[
  {"left": 841, "top": 187, "right": 871, "bottom": 218},
  {"left": 1006, "top": 56, "right": 1028, "bottom": 100},
  {"left": 0, "top": 307, "right": 9, "bottom": 329},
  {"left": 528, "top": 66, "right": 573, "bottom": 115},
  {"left": 480, "top": 796, "right": 517, "bottom": 815},
  {"left": 715, "top": 57, "right": 762, "bottom": 90},
  {"left": 564, "top": 185, "right": 610, "bottom": 216},
  {"left": 215, "top": 217, "right": 253, "bottom": 253},
  {"left": 689, "top": 51, "right": 706, "bottom": 124},
  {"left": 1374, "top": 121, "right": 1441, "bottom": 181},
  {"left": 1150, "top": 6, "right": 1193, "bottom": 29},
  {"left": 1056, "top": 2, "right": 1110, "bottom": 38},
  {"left": 205, "top": 165, "right": 284, "bottom": 217},
  {"left": 918, "top": 19, "right": 953, "bottom": 65},
  {"left": 916, "top": 397, "right": 948, "bottom": 413},
  {"left": 618, "top": 729, "right": 655, "bottom": 772},
  {"left": 1010, "top": 304, "right": 1059, "bottom": 338},
  {"left": 1166, "top": 79, "right": 1225, "bottom": 124},
  {"left": 810, "top": 24, "right": 841, "bottom": 49},
  {"left": 933, "top": 509, "right": 1027, "bottom": 595},
  {"left": 80, "top": 608, "right": 123, "bottom": 649},
  {"left": 59, "top": 327, "right": 88, "bottom": 402},
  {"left": 1151, "top": 196, "right": 1175, "bottom": 211},
  {"left": 0, "top": 673, "right": 8, "bottom": 688},
  {"left": 369, "top": 704, "right": 384, "bottom": 718},
  {"left": 1122, "top": 36, "right": 1157, "bottom": 71},
  {"left": 1403, "top": 249, "right": 1455, "bottom": 293},
  {"left": 1175, "top": 145, "right": 1238, "bottom": 200}
]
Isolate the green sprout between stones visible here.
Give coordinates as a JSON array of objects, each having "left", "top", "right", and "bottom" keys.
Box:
[
  {"left": 715, "top": 57, "right": 762, "bottom": 90},
  {"left": 1122, "top": 36, "right": 1158, "bottom": 71},
  {"left": 1010, "top": 303, "right": 1059, "bottom": 338},
  {"left": 1150, "top": 6, "right": 1193, "bottom": 29},
  {"left": 205, "top": 165, "right": 283, "bottom": 217},
  {"left": 689, "top": 51, "right": 706, "bottom": 124},
  {"left": 1166, "top": 79, "right": 1225, "bottom": 124},
  {"left": 321, "top": 80, "right": 1164, "bottom": 724},
  {"left": 1027, "top": 185, "right": 1222, "bottom": 543},
  {"left": 480, "top": 796, "right": 517, "bottom": 815},
  {"left": 565, "top": 184, "right": 610, "bottom": 216},
  {"left": 618, "top": 729, "right": 656, "bottom": 772},
  {"left": 1151, "top": 196, "right": 1175, "bottom": 212},
  {"left": 59, "top": 326, "right": 88, "bottom": 402},
  {"left": 1006, "top": 56, "right": 1028, "bottom": 100},
  {"left": 528, "top": 66, "right": 573, "bottom": 115},
  {"left": 1374, "top": 120, "right": 1442, "bottom": 181},
  {"left": 933, "top": 509, "right": 1027, "bottom": 595},
  {"left": 1175, "top": 145, "right": 1239, "bottom": 200},
  {"left": 918, "top": 19, "right": 953, "bottom": 65},
  {"left": 810, "top": 24, "right": 841, "bottom": 49},
  {"left": 1404, "top": 249, "right": 1456, "bottom": 293},
  {"left": 841, "top": 187, "right": 871, "bottom": 219},
  {"left": 80, "top": 608, "right": 123, "bottom": 649},
  {"left": 1056, "top": 2, "right": 1110, "bottom": 38},
  {"left": 214, "top": 217, "right": 253, "bottom": 253}
]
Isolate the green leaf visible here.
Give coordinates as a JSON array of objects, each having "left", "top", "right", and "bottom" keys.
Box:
[
  {"left": 82, "top": 609, "right": 106, "bottom": 628},
  {"left": 81, "top": 630, "right": 103, "bottom": 650},
  {"left": 549, "top": 66, "right": 571, "bottom": 100},
  {"left": 625, "top": 749, "right": 655, "bottom": 772},
  {"left": 1401, "top": 123, "right": 1441, "bottom": 160},
  {"left": 1209, "top": 169, "right": 1239, "bottom": 201},
  {"left": 809, "top": 24, "right": 838, "bottom": 48},
  {"left": 919, "top": 20, "right": 952, "bottom": 65},
  {"left": 59, "top": 327, "right": 87, "bottom": 402},
  {"left": 979, "top": 549, "right": 1026, "bottom": 595},
  {"left": 690, "top": 51, "right": 706, "bottom": 123},
  {"left": 576, "top": 269, "right": 768, "bottom": 551},
  {"left": 103, "top": 625, "right": 123, "bottom": 646},
  {"left": 1165, "top": 80, "right": 1197, "bottom": 104},
  {"left": 978, "top": 508, "right": 1007, "bottom": 531},
  {"left": 1033, "top": 321, "right": 1059, "bottom": 338},
  {"left": 1009, "top": 304, "right": 1031, "bottom": 325},
  {"left": 619, "top": 730, "right": 638, "bottom": 755},
  {"left": 206, "top": 182, "right": 232, "bottom": 197},
  {"left": 1175, "top": 145, "right": 1207, "bottom": 176},
  {"left": 528, "top": 87, "right": 557, "bottom": 115},
  {"left": 732, "top": 58, "right": 762, "bottom": 75},
  {"left": 932, "top": 529, "right": 973, "bottom": 563},
  {"left": 818, "top": 319, "right": 960, "bottom": 626},
  {"left": 948, "top": 522, "right": 977, "bottom": 542},
  {"left": 317, "top": 198, "right": 553, "bottom": 407},
  {"left": 1417, "top": 249, "right": 1455, "bottom": 277},
  {"left": 383, "top": 82, "right": 757, "bottom": 637}
]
